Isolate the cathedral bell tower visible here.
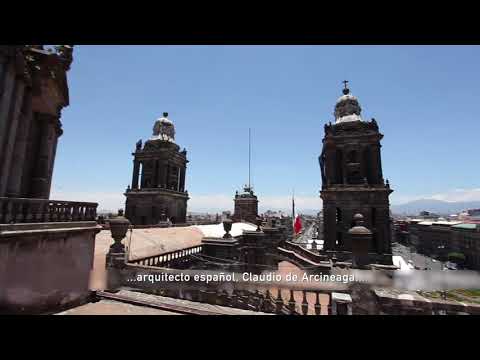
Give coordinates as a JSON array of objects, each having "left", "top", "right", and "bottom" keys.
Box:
[
  {"left": 319, "top": 82, "right": 393, "bottom": 261},
  {"left": 124, "top": 113, "right": 189, "bottom": 225}
]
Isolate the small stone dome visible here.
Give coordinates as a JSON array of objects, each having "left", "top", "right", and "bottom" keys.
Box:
[
  {"left": 334, "top": 84, "right": 362, "bottom": 124},
  {"left": 353, "top": 213, "right": 364, "bottom": 222},
  {"left": 348, "top": 213, "right": 372, "bottom": 235},
  {"left": 151, "top": 112, "right": 175, "bottom": 142}
]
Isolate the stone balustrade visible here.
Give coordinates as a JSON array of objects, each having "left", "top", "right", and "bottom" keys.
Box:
[
  {"left": 129, "top": 245, "right": 203, "bottom": 268},
  {"left": 0, "top": 197, "right": 98, "bottom": 224},
  {"left": 282, "top": 241, "right": 330, "bottom": 262},
  {"left": 156, "top": 287, "right": 341, "bottom": 315},
  {"left": 109, "top": 261, "right": 350, "bottom": 315}
]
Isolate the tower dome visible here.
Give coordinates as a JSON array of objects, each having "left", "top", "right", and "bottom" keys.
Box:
[
  {"left": 334, "top": 82, "right": 362, "bottom": 124},
  {"left": 151, "top": 112, "right": 175, "bottom": 142}
]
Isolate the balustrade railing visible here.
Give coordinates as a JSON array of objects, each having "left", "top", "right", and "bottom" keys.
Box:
[
  {"left": 146, "top": 284, "right": 341, "bottom": 315},
  {"left": 0, "top": 197, "right": 98, "bottom": 224},
  {"left": 129, "top": 245, "right": 203, "bottom": 268},
  {"left": 282, "top": 241, "right": 329, "bottom": 263}
]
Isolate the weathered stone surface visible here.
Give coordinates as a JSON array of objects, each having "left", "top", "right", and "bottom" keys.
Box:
[
  {"left": 0, "top": 46, "right": 72, "bottom": 200},
  {"left": 0, "top": 221, "right": 101, "bottom": 314},
  {"left": 56, "top": 299, "right": 182, "bottom": 315}
]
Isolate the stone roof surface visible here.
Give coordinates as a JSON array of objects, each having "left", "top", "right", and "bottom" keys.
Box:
[
  {"left": 56, "top": 299, "right": 182, "bottom": 315},
  {"left": 57, "top": 290, "right": 271, "bottom": 315},
  {"left": 90, "top": 223, "right": 255, "bottom": 290}
]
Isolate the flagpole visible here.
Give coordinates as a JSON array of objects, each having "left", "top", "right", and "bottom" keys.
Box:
[
  {"left": 292, "top": 188, "right": 295, "bottom": 234},
  {"left": 248, "top": 128, "right": 251, "bottom": 189}
]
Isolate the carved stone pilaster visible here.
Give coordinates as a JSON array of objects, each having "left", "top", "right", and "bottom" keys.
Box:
[{"left": 30, "top": 113, "right": 60, "bottom": 199}]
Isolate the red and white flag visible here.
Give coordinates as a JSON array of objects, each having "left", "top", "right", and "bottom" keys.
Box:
[{"left": 294, "top": 214, "right": 302, "bottom": 234}]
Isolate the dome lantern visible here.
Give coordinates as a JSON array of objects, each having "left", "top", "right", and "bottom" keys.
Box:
[
  {"left": 334, "top": 81, "right": 362, "bottom": 124},
  {"left": 151, "top": 112, "right": 175, "bottom": 142}
]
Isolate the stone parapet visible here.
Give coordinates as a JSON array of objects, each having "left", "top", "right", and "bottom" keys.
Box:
[{"left": 0, "top": 221, "right": 101, "bottom": 314}]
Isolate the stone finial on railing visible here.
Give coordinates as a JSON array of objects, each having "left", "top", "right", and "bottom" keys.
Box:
[
  {"left": 256, "top": 216, "right": 263, "bottom": 232},
  {"left": 106, "top": 209, "right": 130, "bottom": 268},
  {"left": 223, "top": 218, "right": 233, "bottom": 239}
]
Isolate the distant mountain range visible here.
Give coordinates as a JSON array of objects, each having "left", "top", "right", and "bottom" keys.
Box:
[{"left": 391, "top": 199, "right": 480, "bottom": 215}]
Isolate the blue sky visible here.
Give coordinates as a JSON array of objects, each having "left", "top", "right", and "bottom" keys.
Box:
[{"left": 51, "top": 45, "right": 480, "bottom": 212}]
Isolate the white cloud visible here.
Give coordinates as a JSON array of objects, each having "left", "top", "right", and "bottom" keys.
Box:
[
  {"left": 391, "top": 188, "right": 480, "bottom": 205},
  {"left": 429, "top": 188, "right": 480, "bottom": 202},
  {"left": 188, "top": 194, "right": 233, "bottom": 212}
]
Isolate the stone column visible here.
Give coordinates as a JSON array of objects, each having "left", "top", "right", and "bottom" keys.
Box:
[
  {"left": 371, "top": 143, "right": 383, "bottom": 185},
  {"left": 158, "top": 161, "right": 166, "bottom": 188},
  {"left": 0, "top": 61, "right": 16, "bottom": 180},
  {"left": 0, "top": 77, "right": 25, "bottom": 196},
  {"left": 176, "top": 166, "right": 181, "bottom": 191},
  {"left": 323, "top": 205, "right": 336, "bottom": 251},
  {"left": 377, "top": 144, "right": 384, "bottom": 183},
  {"left": 165, "top": 163, "right": 170, "bottom": 189},
  {"left": 7, "top": 94, "right": 33, "bottom": 197},
  {"left": 140, "top": 160, "right": 145, "bottom": 188},
  {"left": 131, "top": 159, "right": 140, "bottom": 189},
  {"left": 153, "top": 160, "right": 159, "bottom": 187},
  {"left": 30, "top": 113, "right": 58, "bottom": 199},
  {"left": 44, "top": 121, "right": 62, "bottom": 198},
  {"left": 179, "top": 166, "right": 186, "bottom": 192},
  {"left": 325, "top": 145, "right": 336, "bottom": 186},
  {"left": 377, "top": 208, "right": 391, "bottom": 254}
]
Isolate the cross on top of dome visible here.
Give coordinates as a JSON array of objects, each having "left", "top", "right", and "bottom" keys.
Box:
[
  {"left": 342, "top": 80, "right": 350, "bottom": 95},
  {"left": 334, "top": 81, "right": 362, "bottom": 124}
]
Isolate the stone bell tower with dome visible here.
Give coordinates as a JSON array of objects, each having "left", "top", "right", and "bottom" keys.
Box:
[
  {"left": 319, "top": 82, "right": 393, "bottom": 263},
  {"left": 124, "top": 112, "right": 189, "bottom": 225}
]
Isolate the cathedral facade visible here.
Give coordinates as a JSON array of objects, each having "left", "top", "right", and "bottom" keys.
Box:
[
  {"left": 125, "top": 113, "right": 189, "bottom": 225},
  {"left": 319, "top": 83, "right": 393, "bottom": 258},
  {"left": 0, "top": 45, "right": 73, "bottom": 200}
]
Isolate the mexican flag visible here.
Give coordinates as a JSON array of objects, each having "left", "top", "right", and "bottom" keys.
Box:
[{"left": 294, "top": 214, "right": 302, "bottom": 234}]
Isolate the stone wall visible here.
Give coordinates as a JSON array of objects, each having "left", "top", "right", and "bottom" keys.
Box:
[
  {"left": 0, "top": 221, "right": 101, "bottom": 314},
  {"left": 0, "top": 46, "right": 72, "bottom": 200}
]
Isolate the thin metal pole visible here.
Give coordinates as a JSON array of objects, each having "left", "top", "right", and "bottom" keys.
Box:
[{"left": 248, "top": 128, "right": 251, "bottom": 188}]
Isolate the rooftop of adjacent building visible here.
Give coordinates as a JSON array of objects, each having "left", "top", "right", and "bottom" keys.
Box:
[
  {"left": 90, "top": 222, "right": 257, "bottom": 290},
  {"left": 451, "top": 223, "right": 480, "bottom": 231}
]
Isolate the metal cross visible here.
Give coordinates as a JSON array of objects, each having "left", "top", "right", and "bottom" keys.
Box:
[{"left": 342, "top": 80, "right": 349, "bottom": 89}]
